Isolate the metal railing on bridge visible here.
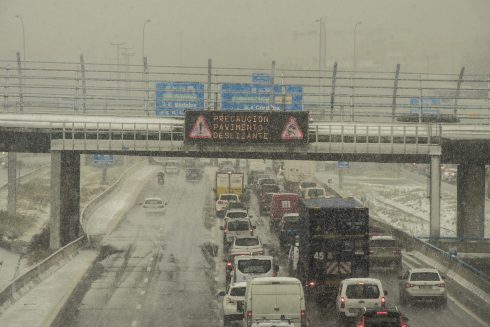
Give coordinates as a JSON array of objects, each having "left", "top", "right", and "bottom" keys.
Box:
[{"left": 1, "top": 56, "right": 489, "bottom": 124}]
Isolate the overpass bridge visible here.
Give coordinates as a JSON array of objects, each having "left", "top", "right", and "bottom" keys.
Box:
[{"left": 0, "top": 58, "right": 489, "bottom": 248}]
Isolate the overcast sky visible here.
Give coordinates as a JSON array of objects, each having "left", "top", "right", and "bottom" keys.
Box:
[{"left": 1, "top": 0, "right": 489, "bottom": 73}]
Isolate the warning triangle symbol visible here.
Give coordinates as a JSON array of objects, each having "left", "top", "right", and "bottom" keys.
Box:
[
  {"left": 281, "top": 116, "right": 304, "bottom": 140},
  {"left": 189, "top": 114, "right": 212, "bottom": 139}
]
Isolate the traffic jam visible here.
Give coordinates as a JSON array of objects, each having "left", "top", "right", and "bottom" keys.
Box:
[{"left": 213, "top": 159, "right": 449, "bottom": 327}]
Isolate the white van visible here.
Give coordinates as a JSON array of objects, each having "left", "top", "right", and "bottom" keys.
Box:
[
  {"left": 232, "top": 255, "right": 275, "bottom": 284},
  {"left": 243, "top": 277, "right": 306, "bottom": 327}
]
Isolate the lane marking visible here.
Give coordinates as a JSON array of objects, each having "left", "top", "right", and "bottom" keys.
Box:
[
  {"left": 131, "top": 321, "right": 138, "bottom": 327},
  {"left": 144, "top": 277, "right": 149, "bottom": 283},
  {"left": 136, "top": 304, "right": 142, "bottom": 310},
  {"left": 140, "top": 290, "right": 146, "bottom": 295},
  {"left": 147, "top": 267, "right": 152, "bottom": 272}
]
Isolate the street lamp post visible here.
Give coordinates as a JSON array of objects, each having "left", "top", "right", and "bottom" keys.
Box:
[
  {"left": 353, "top": 21, "right": 362, "bottom": 72},
  {"left": 142, "top": 19, "right": 151, "bottom": 63},
  {"left": 316, "top": 17, "right": 326, "bottom": 116},
  {"left": 351, "top": 21, "right": 362, "bottom": 121},
  {"left": 15, "top": 15, "right": 26, "bottom": 61}
]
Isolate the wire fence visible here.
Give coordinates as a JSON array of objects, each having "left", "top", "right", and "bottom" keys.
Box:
[{"left": 1, "top": 57, "right": 489, "bottom": 124}]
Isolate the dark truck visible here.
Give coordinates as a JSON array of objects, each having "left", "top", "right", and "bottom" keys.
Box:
[{"left": 294, "top": 197, "right": 369, "bottom": 301}]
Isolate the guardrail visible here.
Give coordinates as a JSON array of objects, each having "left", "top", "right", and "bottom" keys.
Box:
[
  {"left": 315, "top": 178, "right": 490, "bottom": 305},
  {"left": 0, "top": 235, "right": 86, "bottom": 311},
  {"left": 0, "top": 159, "right": 142, "bottom": 311},
  {"left": 1, "top": 58, "right": 489, "bottom": 124}
]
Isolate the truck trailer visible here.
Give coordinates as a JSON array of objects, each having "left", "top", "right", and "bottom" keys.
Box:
[{"left": 294, "top": 197, "right": 369, "bottom": 301}]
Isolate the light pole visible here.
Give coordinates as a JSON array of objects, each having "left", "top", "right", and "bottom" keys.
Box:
[
  {"left": 353, "top": 21, "right": 362, "bottom": 72},
  {"left": 142, "top": 19, "right": 151, "bottom": 63},
  {"left": 111, "top": 42, "right": 125, "bottom": 95},
  {"left": 15, "top": 15, "right": 26, "bottom": 61},
  {"left": 351, "top": 21, "right": 362, "bottom": 122},
  {"left": 315, "top": 17, "right": 326, "bottom": 115}
]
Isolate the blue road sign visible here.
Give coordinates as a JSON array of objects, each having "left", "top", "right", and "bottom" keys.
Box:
[
  {"left": 93, "top": 154, "right": 113, "bottom": 165},
  {"left": 337, "top": 161, "right": 350, "bottom": 169},
  {"left": 252, "top": 73, "right": 272, "bottom": 84},
  {"left": 409, "top": 98, "right": 442, "bottom": 115},
  {"left": 221, "top": 83, "right": 303, "bottom": 111},
  {"left": 155, "top": 82, "right": 205, "bottom": 117}
]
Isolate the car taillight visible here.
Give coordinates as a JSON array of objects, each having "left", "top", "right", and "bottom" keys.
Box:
[
  {"left": 226, "top": 261, "right": 233, "bottom": 269},
  {"left": 300, "top": 310, "right": 306, "bottom": 327},
  {"left": 246, "top": 310, "right": 253, "bottom": 327},
  {"left": 306, "top": 280, "right": 316, "bottom": 288},
  {"left": 272, "top": 271, "right": 277, "bottom": 277},
  {"left": 405, "top": 282, "right": 414, "bottom": 288},
  {"left": 368, "top": 250, "right": 375, "bottom": 255},
  {"left": 340, "top": 297, "right": 345, "bottom": 308},
  {"left": 393, "top": 249, "right": 401, "bottom": 255},
  {"left": 376, "top": 311, "right": 388, "bottom": 315},
  {"left": 436, "top": 283, "right": 446, "bottom": 288},
  {"left": 381, "top": 296, "right": 386, "bottom": 308},
  {"left": 356, "top": 323, "right": 364, "bottom": 327},
  {"left": 401, "top": 324, "right": 408, "bottom": 327},
  {"left": 249, "top": 229, "right": 253, "bottom": 235}
]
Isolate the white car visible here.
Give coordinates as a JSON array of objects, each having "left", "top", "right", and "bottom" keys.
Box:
[
  {"left": 221, "top": 218, "right": 255, "bottom": 247},
  {"left": 140, "top": 197, "right": 167, "bottom": 212},
  {"left": 336, "top": 278, "right": 387, "bottom": 325},
  {"left": 220, "top": 281, "right": 247, "bottom": 326},
  {"left": 216, "top": 193, "right": 240, "bottom": 217},
  {"left": 398, "top": 268, "right": 447, "bottom": 306},
  {"left": 229, "top": 236, "right": 264, "bottom": 256}
]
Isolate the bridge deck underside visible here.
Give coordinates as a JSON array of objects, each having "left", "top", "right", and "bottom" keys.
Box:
[{"left": 50, "top": 139, "right": 439, "bottom": 162}]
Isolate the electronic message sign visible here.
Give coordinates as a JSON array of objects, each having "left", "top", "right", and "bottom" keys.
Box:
[{"left": 184, "top": 110, "right": 308, "bottom": 145}]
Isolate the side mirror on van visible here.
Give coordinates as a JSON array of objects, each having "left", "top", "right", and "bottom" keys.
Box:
[
  {"left": 384, "top": 290, "right": 388, "bottom": 296},
  {"left": 273, "top": 264, "right": 280, "bottom": 273},
  {"left": 220, "top": 226, "right": 224, "bottom": 230},
  {"left": 217, "top": 290, "right": 226, "bottom": 297}
]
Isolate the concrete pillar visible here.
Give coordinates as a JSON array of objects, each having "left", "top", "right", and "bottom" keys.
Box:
[
  {"left": 430, "top": 155, "right": 441, "bottom": 238},
  {"left": 7, "top": 152, "right": 17, "bottom": 217},
  {"left": 457, "top": 163, "right": 485, "bottom": 239},
  {"left": 50, "top": 151, "right": 81, "bottom": 250}
]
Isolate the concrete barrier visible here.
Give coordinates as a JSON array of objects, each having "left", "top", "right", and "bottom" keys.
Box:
[{"left": 0, "top": 235, "right": 86, "bottom": 311}]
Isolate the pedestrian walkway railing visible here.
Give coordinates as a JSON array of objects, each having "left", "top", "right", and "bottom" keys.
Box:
[{"left": 1, "top": 58, "right": 489, "bottom": 124}]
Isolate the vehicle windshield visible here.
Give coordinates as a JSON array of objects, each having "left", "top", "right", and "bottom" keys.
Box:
[
  {"left": 226, "top": 212, "right": 248, "bottom": 219},
  {"left": 227, "top": 220, "right": 250, "bottom": 231},
  {"left": 221, "top": 194, "right": 238, "bottom": 201},
  {"left": 283, "top": 221, "right": 301, "bottom": 230},
  {"left": 230, "top": 287, "right": 246, "bottom": 297},
  {"left": 145, "top": 199, "right": 162, "bottom": 205},
  {"left": 410, "top": 272, "right": 441, "bottom": 281},
  {"left": 307, "top": 188, "right": 325, "bottom": 197},
  {"left": 345, "top": 284, "right": 380, "bottom": 299},
  {"left": 237, "top": 259, "right": 272, "bottom": 274},
  {"left": 235, "top": 238, "right": 259, "bottom": 246},
  {"left": 370, "top": 239, "right": 397, "bottom": 247},
  {"left": 301, "top": 182, "right": 317, "bottom": 188}
]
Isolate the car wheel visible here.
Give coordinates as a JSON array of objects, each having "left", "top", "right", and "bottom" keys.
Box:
[
  {"left": 223, "top": 316, "right": 230, "bottom": 327},
  {"left": 336, "top": 313, "right": 345, "bottom": 327}
]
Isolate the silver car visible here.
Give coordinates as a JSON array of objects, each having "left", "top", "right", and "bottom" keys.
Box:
[{"left": 398, "top": 268, "right": 447, "bottom": 306}]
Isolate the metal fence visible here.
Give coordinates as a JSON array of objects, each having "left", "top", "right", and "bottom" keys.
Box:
[{"left": 1, "top": 57, "right": 490, "bottom": 123}]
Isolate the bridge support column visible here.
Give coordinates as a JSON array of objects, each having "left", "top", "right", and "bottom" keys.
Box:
[
  {"left": 457, "top": 163, "right": 485, "bottom": 239},
  {"left": 50, "top": 151, "right": 80, "bottom": 250},
  {"left": 430, "top": 155, "right": 441, "bottom": 238}
]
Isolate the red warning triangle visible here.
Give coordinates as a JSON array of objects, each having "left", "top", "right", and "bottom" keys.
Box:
[
  {"left": 281, "top": 116, "right": 304, "bottom": 140},
  {"left": 189, "top": 114, "right": 212, "bottom": 139}
]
